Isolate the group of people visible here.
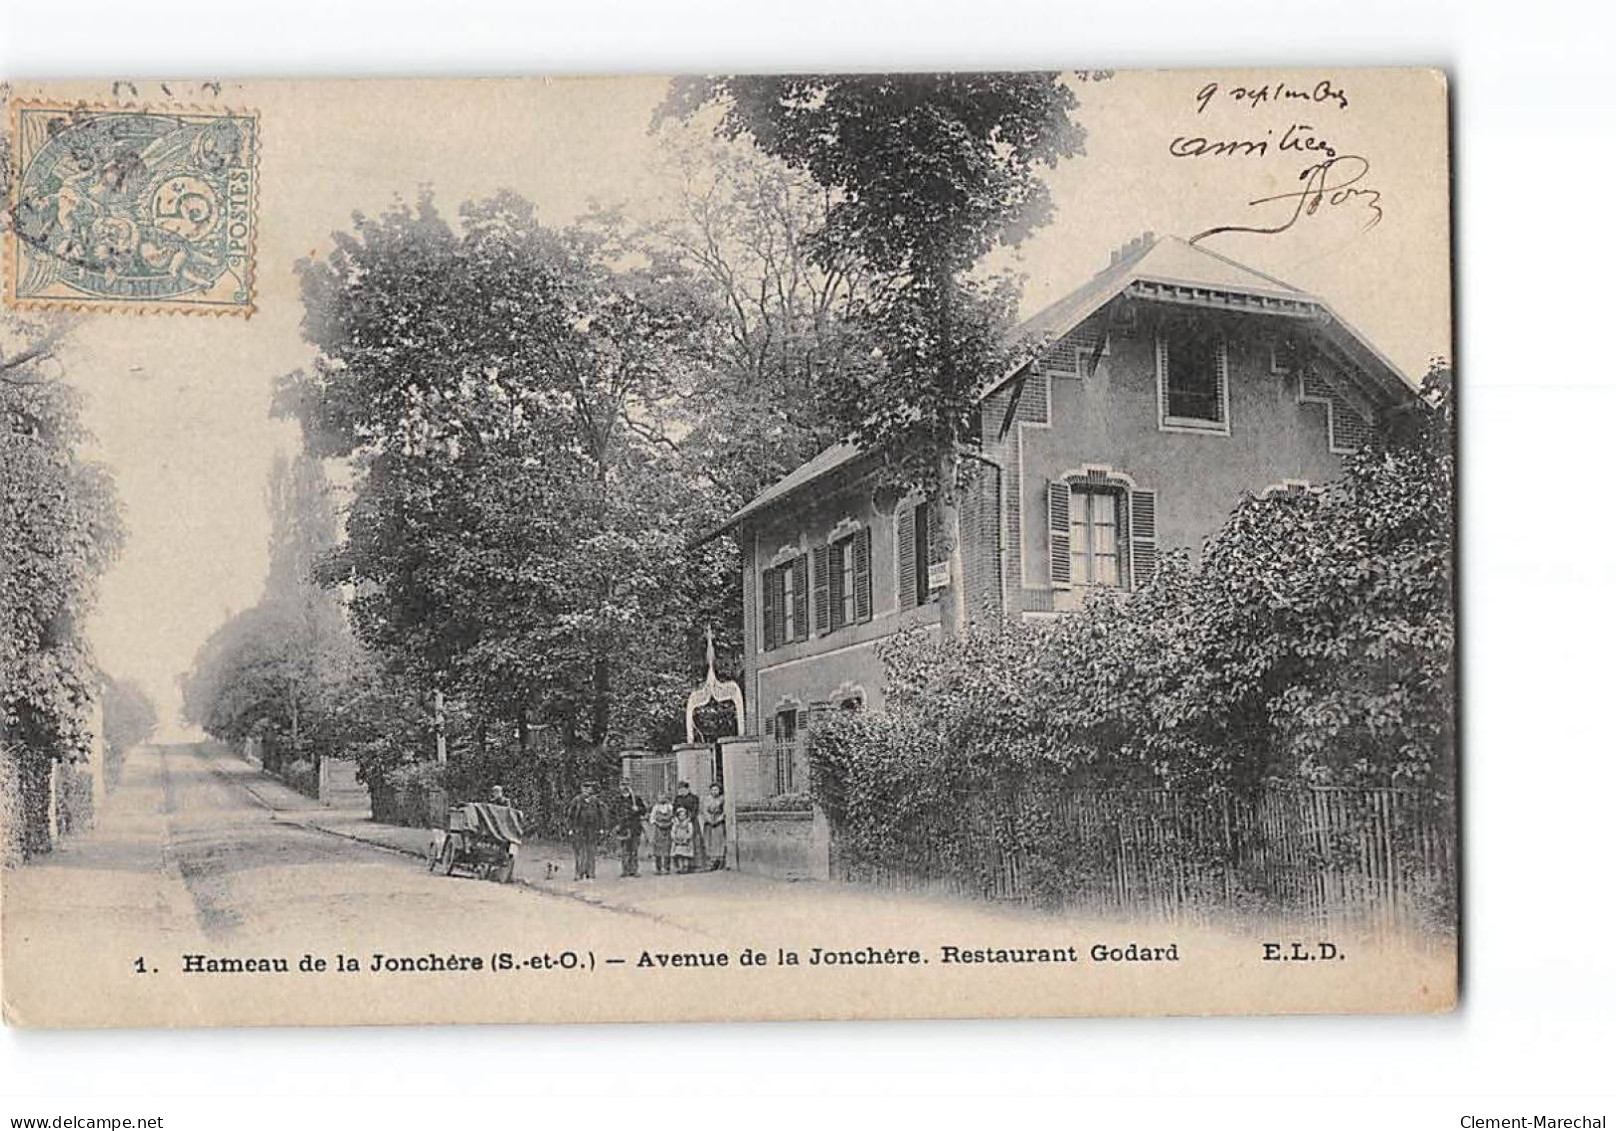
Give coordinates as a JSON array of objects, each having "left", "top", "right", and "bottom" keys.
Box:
[{"left": 562, "top": 779, "right": 726, "bottom": 881}]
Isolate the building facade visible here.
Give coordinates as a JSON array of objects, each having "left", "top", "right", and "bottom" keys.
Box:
[{"left": 711, "top": 234, "right": 1419, "bottom": 798}]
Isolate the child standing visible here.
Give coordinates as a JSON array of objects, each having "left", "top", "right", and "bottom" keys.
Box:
[{"left": 670, "top": 807, "right": 696, "bottom": 874}]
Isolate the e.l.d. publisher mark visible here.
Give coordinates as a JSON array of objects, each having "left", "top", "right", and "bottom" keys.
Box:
[{"left": 6, "top": 102, "right": 258, "bottom": 315}]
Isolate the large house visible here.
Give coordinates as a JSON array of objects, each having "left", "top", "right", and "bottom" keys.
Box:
[{"left": 709, "top": 233, "right": 1419, "bottom": 799}]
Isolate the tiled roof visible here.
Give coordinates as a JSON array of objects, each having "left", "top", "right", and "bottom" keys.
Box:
[{"left": 719, "top": 440, "right": 863, "bottom": 531}]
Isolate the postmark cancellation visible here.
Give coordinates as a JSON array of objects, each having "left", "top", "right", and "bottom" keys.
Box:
[{"left": 5, "top": 102, "right": 258, "bottom": 315}]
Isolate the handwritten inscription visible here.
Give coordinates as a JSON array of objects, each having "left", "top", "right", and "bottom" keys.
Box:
[
  {"left": 1189, "top": 155, "right": 1383, "bottom": 245},
  {"left": 1175, "top": 76, "right": 1384, "bottom": 248},
  {"left": 1169, "top": 123, "right": 1339, "bottom": 161},
  {"left": 1195, "top": 79, "right": 1350, "bottom": 115}
]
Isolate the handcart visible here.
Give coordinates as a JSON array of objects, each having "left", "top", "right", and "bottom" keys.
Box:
[{"left": 429, "top": 802, "right": 523, "bottom": 883}]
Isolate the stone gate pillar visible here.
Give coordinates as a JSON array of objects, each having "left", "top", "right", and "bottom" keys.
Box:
[{"left": 718, "top": 734, "right": 762, "bottom": 871}]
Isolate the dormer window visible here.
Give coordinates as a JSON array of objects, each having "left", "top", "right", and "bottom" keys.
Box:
[{"left": 1156, "top": 323, "right": 1229, "bottom": 434}]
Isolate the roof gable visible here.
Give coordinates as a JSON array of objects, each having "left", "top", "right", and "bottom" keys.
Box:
[
  {"left": 714, "top": 234, "right": 1421, "bottom": 537},
  {"left": 994, "top": 234, "right": 1413, "bottom": 403}
]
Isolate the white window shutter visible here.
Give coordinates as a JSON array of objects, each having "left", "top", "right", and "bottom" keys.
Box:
[
  {"left": 1130, "top": 489, "right": 1158, "bottom": 589},
  {"left": 1048, "top": 479, "right": 1071, "bottom": 589}
]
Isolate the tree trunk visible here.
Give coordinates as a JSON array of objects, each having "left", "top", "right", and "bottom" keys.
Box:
[
  {"left": 590, "top": 656, "right": 611, "bottom": 750},
  {"left": 935, "top": 262, "right": 967, "bottom": 640},
  {"left": 937, "top": 448, "right": 967, "bottom": 639}
]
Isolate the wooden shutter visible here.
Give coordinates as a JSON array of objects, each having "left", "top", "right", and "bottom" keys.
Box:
[
  {"left": 761, "top": 566, "right": 778, "bottom": 650},
  {"left": 897, "top": 506, "right": 917, "bottom": 610},
  {"left": 828, "top": 541, "right": 847, "bottom": 629},
  {"left": 1048, "top": 479, "right": 1071, "bottom": 589},
  {"left": 791, "top": 556, "right": 810, "bottom": 642},
  {"left": 1130, "top": 489, "right": 1158, "bottom": 589},
  {"left": 1214, "top": 339, "right": 1229, "bottom": 424},
  {"left": 924, "top": 500, "right": 944, "bottom": 601},
  {"left": 812, "top": 545, "right": 831, "bottom": 635},
  {"left": 763, "top": 714, "right": 774, "bottom": 736},
  {"left": 853, "top": 527, "right": 872, "bottom": 622},
  {"left": 1155, "top": 335, "right": 1171, "bottom": 423}
]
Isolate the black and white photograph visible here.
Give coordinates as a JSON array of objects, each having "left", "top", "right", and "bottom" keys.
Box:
[{"left": 0, "top": 68, "right": 1458, "bottom": 1029}]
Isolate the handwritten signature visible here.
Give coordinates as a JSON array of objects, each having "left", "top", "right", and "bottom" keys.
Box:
[{"left": 1188, "top": 155, "right": 1384, "bottom": 246}]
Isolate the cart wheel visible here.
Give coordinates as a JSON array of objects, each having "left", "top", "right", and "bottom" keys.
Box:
[{"left": 439, "top": 836, "right": 458, "bottom": 876}]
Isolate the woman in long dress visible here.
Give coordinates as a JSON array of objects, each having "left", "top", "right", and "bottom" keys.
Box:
[
  {"left": 702, "top": 783, "right": 727, "bottom": 870},
  {"left": 648, "top": 794, "right": 675, "bottom": 875}
]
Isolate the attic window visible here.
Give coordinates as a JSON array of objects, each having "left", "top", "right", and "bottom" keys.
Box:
[{"left": 1156, "top": 323, "right": 1229, "bottom": 434}]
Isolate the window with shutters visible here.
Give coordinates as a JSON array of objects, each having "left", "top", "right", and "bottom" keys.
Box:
[
  {"left": 760, "top": 554, "right": 810, "bottom": 651},
  {"left": 822, "top": 528, "right": 872, "bottom": 634},
  {"left": 898, "top": 500, "right": 938, "bottom": 609},
  {"left": 1050, "top": 476, "right": 1159, "bottom": 593},
  {"left": 1157, "top": 323, "right": 1229, "bottom": 433},
  {"left": 1070, "top": 487, "right": 1124, "bottom": 588}
]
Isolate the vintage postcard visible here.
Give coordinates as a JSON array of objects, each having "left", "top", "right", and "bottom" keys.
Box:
[{"left": 0, "top": 70, "right": 1455, "bottom": 1028}]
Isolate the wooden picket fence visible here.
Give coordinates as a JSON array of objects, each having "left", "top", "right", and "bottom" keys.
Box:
[{"left": 830, "top": 783, "right": 1456, "bottom": 935}]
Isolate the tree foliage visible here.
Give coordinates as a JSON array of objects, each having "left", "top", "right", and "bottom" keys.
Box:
[
  {"left": 661, "top": 74, "right": 1084, "bottom": 635},
  {"left": 182, "top": 453, "right": 367, "bottom": 790},
  {"left": 274, "top": 192, "right": 736, "bottom": 775},
  {"left": 0, "top": 311, "right": 125, "bottom": 857},
  {"left": 643, "top": 131, "right": 876, "bottom": 504},
  {"left": 100, "top": 674, "right": 158, "bottom": 787}
]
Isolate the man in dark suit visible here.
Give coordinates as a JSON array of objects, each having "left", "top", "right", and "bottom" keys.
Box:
[
  {"left": 613, "top": 782, "right": 649, "bottom": 878},
  {"left": 565, "top": 782, "right": 609, "bottom": 881}
]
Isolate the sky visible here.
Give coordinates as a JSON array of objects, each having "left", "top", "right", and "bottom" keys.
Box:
[{"left": 11, "top": 70, "right": 1450, "bottom": 734}]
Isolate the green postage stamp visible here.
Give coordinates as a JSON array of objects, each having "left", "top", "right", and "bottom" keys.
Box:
[{"left": 5, "top": 103, "right": 258, "bottom": 315}]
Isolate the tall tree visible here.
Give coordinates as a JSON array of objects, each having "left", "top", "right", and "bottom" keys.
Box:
[
  {"left": 277, "top": 192, "right": 723, "bottom": 759},
  {"left": 0, "top": 316, "right": 125, "bottom": 854},
  {"left": 1, "top": 103, "right": 125, "bottom": 854},
  {"left": 182, "top": 452, "right": 361, "bottom": 780},
  {"left": 645, "top": 132, "right": 876, "bottom": 503},
  {"left": 662, "top": 74, "right": 1084, "bottom": 635}
]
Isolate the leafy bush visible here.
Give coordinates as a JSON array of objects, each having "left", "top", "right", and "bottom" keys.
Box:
[
  {"left": 0, "top": 744, "right": 24, "bottom": 867},
  {"left": 810, "top": 366, "right": 1456, "bottom": 909},
  {"left": 54, "top": 765, "right": 95, "bottom": 835},
  {"left": 375, "top": 759, "right": 446, "bottom": 827},
  {"left": 281, "top": 758, "right": 319, "bottom": 799}
]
